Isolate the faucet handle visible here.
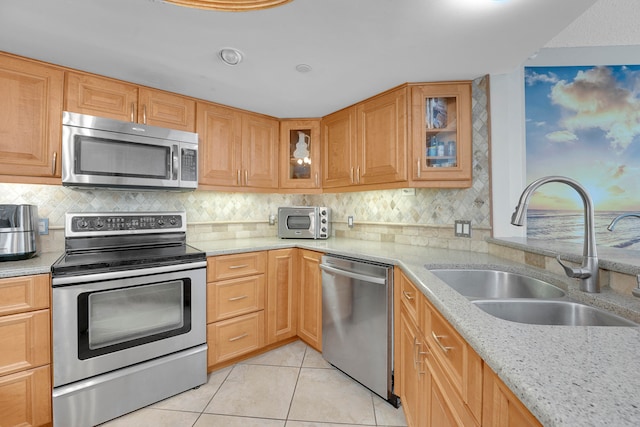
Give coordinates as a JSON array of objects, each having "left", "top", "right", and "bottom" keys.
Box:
[{"left": 556, "top": 255, "right": 592, "bottom": 279}]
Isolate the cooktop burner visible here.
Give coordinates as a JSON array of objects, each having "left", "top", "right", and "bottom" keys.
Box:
[{"left": 51, "top": 211, "right": 205, "bottom": 277}]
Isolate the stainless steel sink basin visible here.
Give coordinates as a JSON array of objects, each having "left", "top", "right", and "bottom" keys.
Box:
[
  {"left": 430, "top": 269, "right": 566, "bottom": 299},
  {"left": 472, "top": 299, "right": 638, "bottom": 327}
]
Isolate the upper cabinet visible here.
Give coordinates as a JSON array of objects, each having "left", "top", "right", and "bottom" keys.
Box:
[
  {"left": 197, "top": 101, "right": 279, "bottom": 191},
  {"left": 410, "top": 82, "right": 472, "bottom": 188},
  {"left": 322, "top": 86, "right": 408, "bottom": 191},
  {"left": 65, "top": 72, "right": 196, "bottom": 132},
  {"left": 0, "top": 52, "right": 64, "bottom": 182},
  {"left": 279, "top": 119, "right": 321, "bottom": 192}
]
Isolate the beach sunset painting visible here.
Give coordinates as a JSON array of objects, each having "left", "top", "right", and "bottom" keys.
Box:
[{"left": 524, "top": 65, "right": 640, "bottom": 249}]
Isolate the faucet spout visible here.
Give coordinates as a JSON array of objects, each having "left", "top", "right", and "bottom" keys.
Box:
[
  {"left": 511, "top": 175, "right": 599, "bottom": 293},
  {"left": 607, "top": 213, "right": 640, "bottom": 231}
]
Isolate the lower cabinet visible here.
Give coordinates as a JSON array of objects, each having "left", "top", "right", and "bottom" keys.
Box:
[
  {"left": 206, "top": 252, "right": 267, "bottom": 369},
  {"left": 296, "top": 249, "right": 323, "bottom": 352},
  {"left": 482, "top": 364, "right": 542, "bottom": 427},
  {"left": 206, "top": 249, "right": 300, "bottom": 369},
  {"left": 395, "top": 269, "right": 540, "bottom": 427},
  {"left": 0, "top": 274, "right": 52, "bottom": 427}
]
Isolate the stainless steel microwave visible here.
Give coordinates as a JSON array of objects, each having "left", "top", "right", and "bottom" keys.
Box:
[
  {"left": 278, "top": 207, "right": 331, "bottom": 239},
  {"left": 62, "top": 111, "right": 198, "bottom": 191}
]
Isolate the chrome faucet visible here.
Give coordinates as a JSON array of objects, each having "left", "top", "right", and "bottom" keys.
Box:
[
  {"left": 607, "top": 212, "right": 640, "bottom": 231},
  {"left": 511, "top": 176, "right": 599, "bottom": 293}
]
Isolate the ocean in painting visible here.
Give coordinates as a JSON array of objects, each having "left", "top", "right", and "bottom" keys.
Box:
[{"left": 526, "top": 209, "right": 640, "bottom": 250}]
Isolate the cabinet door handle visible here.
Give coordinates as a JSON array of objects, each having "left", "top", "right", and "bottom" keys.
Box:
[
  {"left": 245, "top": 169, "right": 248, "bottom": 186},
  {"left": 228, "top": 264, "right": 249, "bottom": 269},
  {"left": 228, "top": 333, "right": 248, "bottom": 342},
  {"left": 417, "top": 159, "right": 421, "bottom": 178},
  {"left": 237, "top": 169, "right": 241, "bottom": 185},
  {"left": 51, "top": 151, "right": 57, "bottom": 175},
  {"left": 356, "top": 166, "right": 361, "bottom": 184},
  {"left": 130, "top": 102, "right": 135, "bottom": 122},
  {"left": 431, "top": 331, "right": 453, "bottom": 353},
  {"left": 228, "top": 295, "right": 248, "bottom": 301},
  {"left": 403, "top": 291, "right": 414, "bottom": 301},
  {"left": 350, "top": 167, "right": 354, "bottom": 184},
  {"left": 142, "top": 104, "right": 147, "bottom": 124},
  {"left": 315, "top": 172, "right": 319, "bottom": 188}
]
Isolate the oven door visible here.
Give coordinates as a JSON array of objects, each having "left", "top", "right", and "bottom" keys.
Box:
[
  {"left": 278, "top": 210, "right": 317, "bottom": 239},
  {"left": 52, "top": 263, "right": 206, "bottom": 388}
]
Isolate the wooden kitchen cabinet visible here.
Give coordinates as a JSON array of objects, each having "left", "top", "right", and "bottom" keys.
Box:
[
  {"left": 267, "top": 248, "right": 298, "bottom": 345},
  {"left": 395, "top": 269, "right": 481, "bottom": 427},
  {"left": 410, "top": 82, "right": 472, "bottom": 188},
  {"left": 0, "top": 274, "right": 52, "bottom": 427},
  {"left": 279, "top": 119, "right": 321, "bottom": 192},
  {"left": 65, "top": 71, "right": 196, "bottom": 131},
  {"left": 483, "top": 364, "right": 542, "bottom": 427},
  {"left": 296, "top": 249, "right": 323, "bottom": 352},
  {"left": 322, "top": 86, "right": 408, "bottom": 190},
  {"left": 197, "top": 101, "right": 279, "bottom": 191},
  {"left": 0, "top": 52, "right": 63, "bottom": 183},
  {"left": 206, "top": 252, "right": 267, "bottom": 370}
]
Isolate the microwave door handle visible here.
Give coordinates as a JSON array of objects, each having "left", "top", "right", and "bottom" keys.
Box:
[{"left": 172, "top": 145, "right": 179, "bottom": 180}]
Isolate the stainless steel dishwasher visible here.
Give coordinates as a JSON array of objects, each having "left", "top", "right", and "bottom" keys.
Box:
[{"left": 320, "top": 254, "right": 398, "bottom": 406}]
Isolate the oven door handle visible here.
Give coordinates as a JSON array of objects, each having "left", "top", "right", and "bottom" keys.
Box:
[{"left": 52, "top": 261, "right": 207, "bottom": 286}]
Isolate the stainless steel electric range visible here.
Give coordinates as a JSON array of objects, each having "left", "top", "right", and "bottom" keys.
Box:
[{"left": 51, "top": 211, "right": 207, "bottom": 427}]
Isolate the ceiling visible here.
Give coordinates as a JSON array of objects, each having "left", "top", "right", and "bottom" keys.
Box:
[{"left": 0, "top": 0, "right": 606, "bottom": 118}]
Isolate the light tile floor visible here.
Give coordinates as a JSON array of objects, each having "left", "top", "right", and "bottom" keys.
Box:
[{"left": 100, "top": 340, "right": 407, "bottom": 427}]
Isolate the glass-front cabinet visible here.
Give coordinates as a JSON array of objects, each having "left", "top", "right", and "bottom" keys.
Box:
[
  {"left": 410, "top": 82, "right": 472, "bottom": 188},
  {"left": 280, "top": 119, "right": 321, "bottom": 192}
]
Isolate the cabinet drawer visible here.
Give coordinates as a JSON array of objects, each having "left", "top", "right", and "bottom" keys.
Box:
[
  {"left": 207, "top": 275, "right": 265, "bottom": 322},
  {"left": 207, "top": 252, "right": 267, "bottom": 281},
  {"left": 0, "top": 364, "right": 51, "bottom": 427},
  {"left": 0, "top": 309, "right": 50, "bottom": 376},
  {"left": 398, "top": 271, "right": 419, "bottom": 323},
  {"left": 0, "top": 274, "right": 50, "bottom": 316},
  {"left": 207, "top": 311, "right": 265, "bottom": 366}
]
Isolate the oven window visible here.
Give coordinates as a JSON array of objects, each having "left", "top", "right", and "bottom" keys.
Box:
[
  {"left": 77, "top": 279, "right": 191, "bottom": 359},
  {"left": 76, "top": 135, "right": 170, "bottom": 179},
  {"left": 286, "top": 215, "right": 311, "bottom": 230}
]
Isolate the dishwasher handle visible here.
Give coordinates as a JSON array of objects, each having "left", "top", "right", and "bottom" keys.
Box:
[{"left": 319, "top": 263, "right": 387, "bottom": 285}]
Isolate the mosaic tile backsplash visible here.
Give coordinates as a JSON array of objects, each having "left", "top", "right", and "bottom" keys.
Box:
[{"left": 0, "top": 76, "right": 491, "bottom": 252}]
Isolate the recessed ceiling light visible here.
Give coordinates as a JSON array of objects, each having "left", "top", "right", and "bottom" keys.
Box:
[
  {"left": 218, "top": 48, "right": 243, "bottom": 66},
  {"left": 295, "top": 64, "right": 312, "bottom": 73}
]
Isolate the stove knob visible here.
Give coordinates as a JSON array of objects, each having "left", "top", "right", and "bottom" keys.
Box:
[
  {"left": 321, "top": 227, "right": 327, "bottom": 232},
  {"left": 157, "top": 219, "right": 165, "bottom": 226},
  {"left": 169, "top": 217, "right": 177, "bottom": 226},
  {"left": 95, "top": 219, "right": 105, "bottom": 229},
  {"left": 77, "top": 219, "right": 89, "bottom": 229}
]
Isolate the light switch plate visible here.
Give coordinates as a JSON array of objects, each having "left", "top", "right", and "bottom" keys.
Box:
[{"left": 454, "top": 220, "right": 471, "bottom": 238}]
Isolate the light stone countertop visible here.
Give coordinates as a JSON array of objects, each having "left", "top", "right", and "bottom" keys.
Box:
[{"left": 2, "top": 237, "right": 639, "bottom": 426}]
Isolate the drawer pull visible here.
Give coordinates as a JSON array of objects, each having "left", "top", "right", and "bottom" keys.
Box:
[
  {"left": 228, "top": 333, "right": 248, "bottom": 342},
  {"left": 228, "top": 295, "right": 248, "bottom": 301},
  {"left": 403, "top": 291, "right": 414, "bottom": 301},
  {"left": 431, "top": 331, "right": 453, "bottom": 353},
  {"left": 228, "top": 264, "right": 249, "bottom": 269}
]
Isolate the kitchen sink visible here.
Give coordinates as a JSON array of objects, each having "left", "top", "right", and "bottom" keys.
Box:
[
  {"left": 430, "top": 269, "right": 566, "bottom": 299},
  {"left": 472, "top": 299, "right": 638, "bottom": 327}
]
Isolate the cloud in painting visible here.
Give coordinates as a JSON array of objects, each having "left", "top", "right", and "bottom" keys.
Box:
[
  {"left": 549, "top": 66, "right": 640, "bottom": 151},
  {"left": 525, "top": 70, "right": 559, "bottom": 86},
  {"left": 546, "top": 130, "right": 577, "bottom": 143},
  {"left": 608, "top": 185, "right": 625, "bottom": 196},
  {"left": 611, "top": 164, "right": 626, "bottom": 178}
]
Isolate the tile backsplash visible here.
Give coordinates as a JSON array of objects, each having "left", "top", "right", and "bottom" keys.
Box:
[{"left": 0, "top": 76, "right": 491, "bottom": 253}]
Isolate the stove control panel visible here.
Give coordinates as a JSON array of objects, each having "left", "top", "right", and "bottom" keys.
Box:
[{"left": 65, "top": 212, "right": 186, "bottom": 235}]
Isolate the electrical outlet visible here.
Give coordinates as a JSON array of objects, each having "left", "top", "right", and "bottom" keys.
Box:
[
  {"left": 268, "top": 214, "right": 276, "bottom": 225},
  {"left": 38, "top": 218, "right": 49, "bottom": 235},
  {"left": 454, "top": 220, "right": 471, "bottom": 238},
  {"left": 347, "top": 216, "right": 354, "bottom": 228}
]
